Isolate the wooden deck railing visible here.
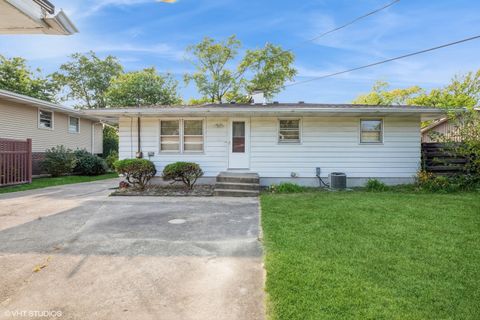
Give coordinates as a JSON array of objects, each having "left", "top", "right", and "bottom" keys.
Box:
[{"left": 0, "top": 138, "right": 32, "bottom": 186}]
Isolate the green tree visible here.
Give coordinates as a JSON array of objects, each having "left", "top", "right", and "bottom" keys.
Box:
[
  {"left": 185, "top": 35, "right": 296, "bottom": 103},
  {"left": 411, "top": 70, "right": 480, "bottom": 109},
  {"left": 53, "top": 51, "right": 123, "bottom": 109},
  {"left": 354, "top": 70, "right": 480, "bottom": 109},
  {"left": 352, "top": 81, "right": 423, "bottom": 105},
  {"left": 0, "top": 55, "right": 58, "bottom": 102},
  {"left": 105, "top": 67, "right": 181, "bottom": 107},
  {"left": 103, "top": 125, "right": 119, "bottom": 158}
]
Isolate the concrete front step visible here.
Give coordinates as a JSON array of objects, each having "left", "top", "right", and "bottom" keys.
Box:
[
  {"left": 215, "top": 181, "right": 260, "bottom": 191},
  {"left": 216, "top": 172, "right": 260, "bottom": 184},
  {"left": 214, "top": 189, "right": 260, "bottom": 197}
]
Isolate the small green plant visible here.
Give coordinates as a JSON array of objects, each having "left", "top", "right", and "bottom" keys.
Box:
[
  {"left": 114, "top": 158, "right": 156, "bottom": 190},
  {"left": 415, "top": 170, "right": 480, "bottom": 192},
  {"left": 365, "top": 179, "right": 388, "bottom": 192},
  {"left": 162, "top": 162, "right": 203, "bottom": 190},
  {"left": 74, "top": 149, "right": 108, "bottom": 176},
  {"left": 105, "top": 150, "right": 118, "bottom": 170},
  {"left": 269, "top": 182, "right": 305, "bottom": 193},
  {"left": 41, "top": 145, "right": 76, "bottom": 177}
]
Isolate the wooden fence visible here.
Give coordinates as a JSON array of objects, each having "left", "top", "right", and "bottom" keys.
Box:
[
  {"left": 421, "top": 143, "right": 467, "bottom": 175},
  {"left": 0, "top": 138, "right": 32, "bottom": 186}
]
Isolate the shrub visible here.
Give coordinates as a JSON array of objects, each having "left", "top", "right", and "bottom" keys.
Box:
[
  {"left": 269, "top": 182, "right": 305, "bottom": 193},
  {"left": 162, "top": 162, "right": 203, "bottom": 190},
  {"left": 114, "top": 159, "right": 156, "bottom": 190},
  {"left": 105, "top": 151, "right": 118, "bottom": 170},
  {"left": 74, "top": 149, "right": 108, "bottom": 176},
  {"left": 415, "top": 170, "right": 480, "bottom": 192},
  {"left": 365, "top": 179, "right": 388, "bottom": 192},
  {"left": 41, "top": 145, "right": 76, "bottom": 177}
]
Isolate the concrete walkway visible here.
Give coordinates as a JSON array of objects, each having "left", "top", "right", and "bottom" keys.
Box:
[{"left": 0, "top": 180, "right": 264, "bottom": 320}]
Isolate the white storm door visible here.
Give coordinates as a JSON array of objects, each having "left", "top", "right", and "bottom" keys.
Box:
[{"left": 228, "top": 119, "right": 250, "bottom": 169}]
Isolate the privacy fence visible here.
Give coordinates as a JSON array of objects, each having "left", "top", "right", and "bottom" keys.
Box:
[
  {"left": 421, "top": 143, "right": 467, "bottom": 175},
  {"left": 0, "top": 138, "right": 32, "bottom": 186}
]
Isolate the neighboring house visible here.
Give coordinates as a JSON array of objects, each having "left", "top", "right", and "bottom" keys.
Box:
[
  {"left": 0, "top": 89, "right": 103, "bottom": 174},
  {"left": 86, "top": 95, "right": 446, "bottom": 187},
  {"left": 0, "top": 0, "right": 77, "bottom": 35},
  {"left": 421, "top": 108, "right": 479, "bottom": 143}
]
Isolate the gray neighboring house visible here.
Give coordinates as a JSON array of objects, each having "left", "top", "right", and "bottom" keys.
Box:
[{"left": 0, "top": 89, "right": 104, "bottom": 174}]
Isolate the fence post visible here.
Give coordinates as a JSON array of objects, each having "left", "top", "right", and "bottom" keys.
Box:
[{"left": 27, "top": 138, "right": 32, "bottom": 183}]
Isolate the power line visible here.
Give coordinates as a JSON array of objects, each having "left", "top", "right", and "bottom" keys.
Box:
[
  {"left": 284, "top": 34, "right": 480, "bottom": 88},
  {"left": 267, "top": 0, "right": 401, "bottom": 59},
  {"left": 295, "top": 0, "right": 400, "bottom": 48}
]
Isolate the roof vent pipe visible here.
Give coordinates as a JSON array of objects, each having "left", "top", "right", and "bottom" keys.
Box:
[{"left": 251, "top": 90, "right": 266, "bottom": 105}]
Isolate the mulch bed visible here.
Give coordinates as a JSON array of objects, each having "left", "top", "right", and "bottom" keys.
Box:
[{"left": 110, "top": 184, "right": 214, "bottom": 196}]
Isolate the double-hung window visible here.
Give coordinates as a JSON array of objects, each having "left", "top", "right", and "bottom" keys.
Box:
[
  {"left": 160, "top": 119, "right": 204, "bottom": 153},
  {"left": 38, "top": 110, "right": 53, "bottom": 129},
  {"left": 160, "top": 120, "right": 180, "bottom": 152},
  {"left": 183, "top": 120, "right": 204, "bottom": 152},
  {"left": 360, "top": 119, "right": 383, "bottom": 143},
  {"left": 69, "top": 116, "right": 80, "bottom": 133},
  {"left": 278, "top": 119, "right": 301, "bottom": 143}
]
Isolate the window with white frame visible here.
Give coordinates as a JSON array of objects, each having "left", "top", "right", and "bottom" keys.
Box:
[
  {"left": 38, "top": 110, "right": 53, "bottom": 129},
  {"left": 360, "top": 119, "right": 383, "bottom": 143},
  {"left": 160, "top": 120, "right": 180, "bottom": 152},
  {"left": 183, "top": 120, "right": 204, "bottom": 152},
  {"left": 69, "top": 116, "right": 80, "bottom": 133},
  {"left": 278, "top": 119, "right": 301, "bottom": 143}
]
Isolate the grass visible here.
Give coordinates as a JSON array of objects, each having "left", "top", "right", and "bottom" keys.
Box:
[
  {"left": 0, "top": 173, "right": 118, "bottom": 194},
  {"left": 261, "top": 190, "right": 480, "bottom": 320}
]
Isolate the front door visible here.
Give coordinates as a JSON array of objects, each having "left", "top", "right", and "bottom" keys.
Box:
[{"left": 228, "top": 119, "right": 250, "bottom": 169}]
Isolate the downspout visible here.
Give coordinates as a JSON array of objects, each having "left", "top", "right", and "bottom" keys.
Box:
[{"left": 136, "top": 115, "right": 143, "bottom": 158}]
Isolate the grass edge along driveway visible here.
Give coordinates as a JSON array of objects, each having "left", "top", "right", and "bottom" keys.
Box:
[
  {"left": 261, "top": 191, "right": 480, "bottom": 320},
  {"left": 0, "top": 173, "right": 118, "bottom": 194}
]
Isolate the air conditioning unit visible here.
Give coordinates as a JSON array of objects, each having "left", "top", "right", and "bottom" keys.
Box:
[{"left": 329, "top": 172, "right": 347, "bottom": 190}]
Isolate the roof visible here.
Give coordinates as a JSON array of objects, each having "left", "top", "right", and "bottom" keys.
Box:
[
  {"left": 421, "top": 107, "right": 479, "bottom": 133},
  {"left": 84, "top": 102, "right": 454, "bottom": 122},
  {"left": 0, "top": 89, "right": 102, "bottom": 122},
  {"left": 0, "top": 0, "right": 78, "bottom": 35}
]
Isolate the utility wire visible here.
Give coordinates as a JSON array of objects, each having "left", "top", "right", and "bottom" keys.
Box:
[
  {"left": 295, "top": 0, "right": 400, "bottom": 48},
  {"left": 284, "top": 34, "right": 480, "bottom": 88},
  {"left": 266, "top": 0, "right": 401, "bottom": 59}
]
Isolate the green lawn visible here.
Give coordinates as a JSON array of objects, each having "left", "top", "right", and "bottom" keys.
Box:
[
  {"left": 261, "top": 191, "right": 480, "bottom": 320},
  {"left": 0, "top": 173, "right": 118, "bottom": 194}
]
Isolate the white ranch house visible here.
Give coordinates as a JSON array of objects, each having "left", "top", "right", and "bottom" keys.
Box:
[{"left": 87, "top": 100, "right": 445, "bottom": 188}]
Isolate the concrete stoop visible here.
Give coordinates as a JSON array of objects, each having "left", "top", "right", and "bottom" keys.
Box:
[{"left": 215, "top": 172, "right": 260, "bottom": 197}]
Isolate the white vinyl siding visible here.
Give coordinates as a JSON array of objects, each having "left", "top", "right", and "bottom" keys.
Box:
[
  {"left": 119, "top": 116, "right": 421, "bottom": 180},
  {"left": 249, "top": 116, "right": 420, "bottom": 179}
]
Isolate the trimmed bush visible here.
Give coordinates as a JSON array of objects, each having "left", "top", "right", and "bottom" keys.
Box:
[
  {"left": 114, "top": 159, "right": 156, "bottom": 190},
  {"left": 365, "top": 179, "right": 388, "bottom": 192},
  {"left": 41, "top": 145, "right": 76, "bottom": 177},
  {"left": 162, "top": 162, "right": 203, "bottom": 190},
  {"left": 269, "top": 182, "right": 305, "bottom": 193},
  {"left": 74, "top": 149, "right": 108, "bottom": 176}
]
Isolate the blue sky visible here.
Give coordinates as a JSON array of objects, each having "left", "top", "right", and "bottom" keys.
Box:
[{"left": 1, "top": 0, "right": 479, "bottom": 103}]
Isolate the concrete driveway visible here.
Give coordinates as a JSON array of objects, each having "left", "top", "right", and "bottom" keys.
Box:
[{"left": 0, "top": 180, "right": 264, "bottom": 320}]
